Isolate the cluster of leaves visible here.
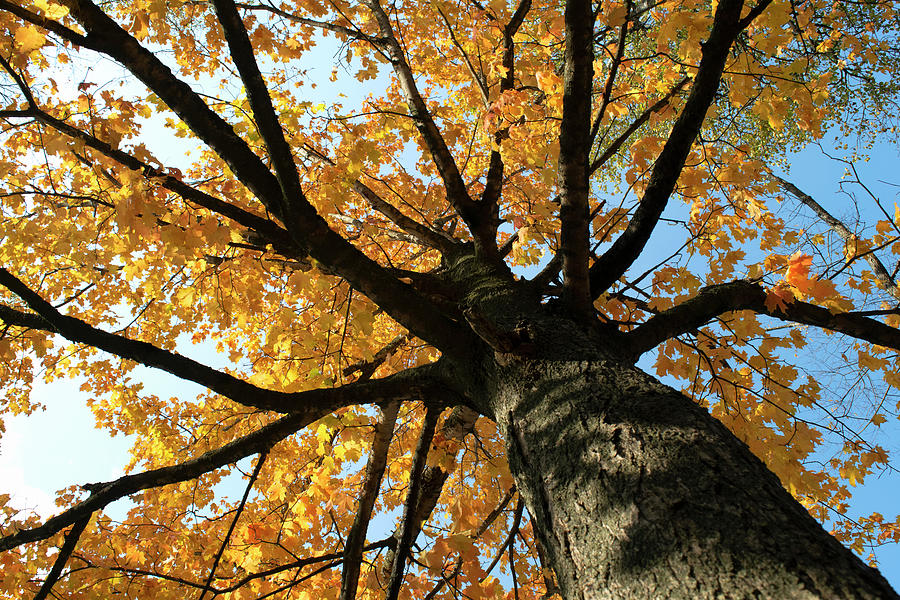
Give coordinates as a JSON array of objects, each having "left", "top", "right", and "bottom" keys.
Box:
[{"left": 0, "top": 0, "right": 898, "bottom": 597}]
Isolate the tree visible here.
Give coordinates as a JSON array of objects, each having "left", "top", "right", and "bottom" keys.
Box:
[{"left": 1, "top": 0, "right": 900, "bottom": 596}]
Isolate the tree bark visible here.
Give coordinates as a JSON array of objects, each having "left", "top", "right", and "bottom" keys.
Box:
[{"left": 486, "top": 359, "right": 898, "bottom": 599}]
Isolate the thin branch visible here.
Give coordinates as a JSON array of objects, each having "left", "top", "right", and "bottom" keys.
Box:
[
  {"left": 1, "top": 412, "right": 311, "bottom": 552},
  {"left": 0, "top": 101, "right": 300, "bottom": 259},
  {"left": 434, "top": 6, "right": 490, "bottom": 106},
  {"left": 380, "top": 405, "right": 479, "bottom": 578},
  {"left": 233, "top": 2, "right": 380, "bottom": 42},
  {"left": 339, "top": 400, "right": 401, "bottom": 600},
  {"left": 300, "top": 145, "right": 457, "bottom": 252},
  {"left": 417, "top": 488, "right": 515, "bottom": 600},
  {"left": 343, "top": 334, "right": 408, "bottom": 380},
  {"left": 589, "top": 77, "right": 690, "bottom": 175},
  {"left": 197, "top": 450, "right": 269, "bottom": 600},
  {"left": 77, "top": 538, "right": 392, "bottom": 594},
  {"left": 385, "top": 406, "right": 440, "bottom": 600},
  {"left": 481, "top": 495, "right": 524, "bottom": 577},
  {"left": 0, "top": 363, "right": 446, "bottom": 554},
  {"left": 771, "top": 173, "right": 900, "bottom": 302},
  {"left": 0, "top": 268, "right": 318, "bottom": 412},
  {"left": 589, "top": 2, "right": 630, "bottom": 144}
]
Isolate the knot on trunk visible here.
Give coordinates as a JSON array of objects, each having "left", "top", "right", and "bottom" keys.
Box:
[{"left": 463, "top": 307, "right": 535, "bottom": 358}]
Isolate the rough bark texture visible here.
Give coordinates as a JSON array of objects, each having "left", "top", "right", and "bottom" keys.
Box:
[{"left": 484, "top": 359, "right": 898, "bottom": 599}]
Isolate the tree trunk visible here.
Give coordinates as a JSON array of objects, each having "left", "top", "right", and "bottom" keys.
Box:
[{"left": 487, "top": 359, "right": 898, "bottom": 599}]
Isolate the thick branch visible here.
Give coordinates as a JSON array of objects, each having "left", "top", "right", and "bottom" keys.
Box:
[
  {"left": 588, "top": 0, "right": 771, "bottom": 298},
  {"left": 481, "top": 0, "right": 532, "bottom": 227},
  {"left": 0, "top": 272, "right": 450, "bottom": 416},
  {"left": 32, "top": 515, "right": 91, "bottom": 600},
  {"left": 0, "top": 0, "right": 90, "bottom": 46},
  {"left": 58, "top": 0, "right": 286, "bottom": 214},
  {"left": 339, "top": 400, "right": 400, "bottom": 600},
  {"left": 385, "top": 407, "right": 440, "bottom": 600},
  {"left": 557, "top": 0, "right": 594, "bottom": 319},
  {"left": 364, "top": 0, "right": 495, "bottom": 254},
  {"left": 212, "top": 0, "right": 304, "bottom": 218},
  {"left": 624, "top": 280, "right": 900, "bottom": 357},
  {"left": 343, "top": 334, "right": 408, "bottom": 380},
  {"left": 43, "top": 0, "right": 469, "bottom": 354}
]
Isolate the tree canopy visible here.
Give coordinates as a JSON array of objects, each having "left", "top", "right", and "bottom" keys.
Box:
[{"left": 1, "top": 0, "right": 900, "bottom": 597}]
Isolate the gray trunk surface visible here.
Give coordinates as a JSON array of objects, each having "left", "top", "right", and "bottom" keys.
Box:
[{"left": 485, "top": 359, "right": 898, "bottom": 599}]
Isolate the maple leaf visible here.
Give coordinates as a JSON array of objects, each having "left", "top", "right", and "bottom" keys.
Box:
[
  {"left": 764, "top": 285, "right": 793, "bottom": 313},
  {"left": 784, "top": 252, "right": 813, "bottom": 291},
  {"left": 14, "top": 26, "right": 45, "bottom": 54}
]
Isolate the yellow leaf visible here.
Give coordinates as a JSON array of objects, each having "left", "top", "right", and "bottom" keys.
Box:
[{"left": 15, "top": 26, "right": 45, "bottom": 54}]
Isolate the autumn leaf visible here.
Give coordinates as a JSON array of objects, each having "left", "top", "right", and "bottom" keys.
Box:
[
  {"left": 764, "top": 285, "right": 793, "bottom": 313},
  {"left": 14, "top": 26, "right": 45, "bottom": 54}
]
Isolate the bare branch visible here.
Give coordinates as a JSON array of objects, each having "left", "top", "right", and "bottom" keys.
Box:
[{"left": 557, "top": 0, "right": 595, "bottom": 319}]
